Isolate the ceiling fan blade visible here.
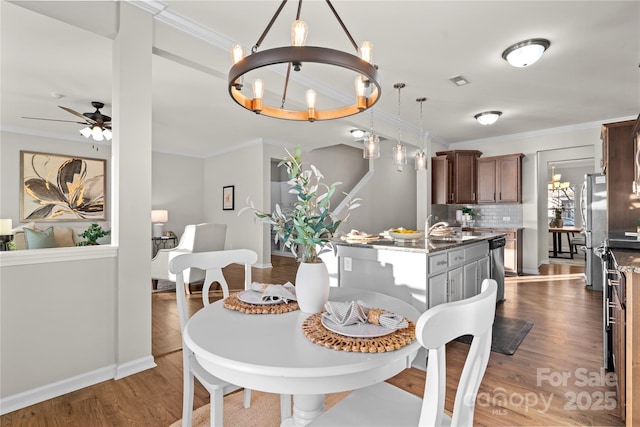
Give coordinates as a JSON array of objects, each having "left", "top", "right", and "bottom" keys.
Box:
[
  {"left": 59, "top": 105, "right": 97, "bottom": 124},
  {"left": 22, "top": 116, "right": 88, "bottom": 125}
]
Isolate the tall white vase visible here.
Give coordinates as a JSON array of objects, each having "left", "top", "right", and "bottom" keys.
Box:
[{"left": 295, "top": 261, "right": 330, "bottom": 314}]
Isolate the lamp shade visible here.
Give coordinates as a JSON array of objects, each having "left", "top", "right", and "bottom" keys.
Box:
[
  {"left": 0, "top": 219, "right": 12, "bottom": 235},
  {"left": 151, "top": 210, "right": 168, "bottom": 223}
]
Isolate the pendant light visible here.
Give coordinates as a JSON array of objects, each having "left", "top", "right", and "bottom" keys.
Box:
[
  {"left": 393, "top": 83, "right": 407, "bottom": 172},
  {"left": 363, "top": 109, "right": 380, "bottom": 159},
  {"left": 415, "top": 97, "right": 427, "bottom": 171}
]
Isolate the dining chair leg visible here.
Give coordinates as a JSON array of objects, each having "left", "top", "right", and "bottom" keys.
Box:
[
  {"left": 182, "top": 372, "right": 194, "bottom": 427},
  {"left": 280, "top": 394, "right": 292, "bottom": 421},
  {"left": 210, "top": 389, "right": 224, "bottom": 427},
  {"left": 243, "top": 388, "right": 251, "bottom": 409}
]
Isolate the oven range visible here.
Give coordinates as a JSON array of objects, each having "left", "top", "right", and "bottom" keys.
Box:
[{"left": 600, "top": 233, "right": 638, "bottom": 370}]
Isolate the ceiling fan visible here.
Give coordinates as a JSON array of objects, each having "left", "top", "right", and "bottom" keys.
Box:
[{"left": 22, "top": 101, "right": 112, "bottom": 141}]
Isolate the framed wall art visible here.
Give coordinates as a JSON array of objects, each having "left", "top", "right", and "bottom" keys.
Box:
[
  {"left": 223, "top": 185, "right": 235, "bottom": 211},
  {"left": 20, "top": 151, "right": 106, "bottom": 221}
]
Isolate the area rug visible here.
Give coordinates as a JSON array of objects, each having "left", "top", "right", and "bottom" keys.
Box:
[
  {"left": 169, "top": 389, "right": 350, "bottom": 427},
  {"left": 456, "top": 316, "right": 533, "bottom": 355}
]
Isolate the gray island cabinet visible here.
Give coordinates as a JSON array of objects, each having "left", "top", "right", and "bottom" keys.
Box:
[{"left": 331, "top": 233, "right": 503, "bottom": 313}]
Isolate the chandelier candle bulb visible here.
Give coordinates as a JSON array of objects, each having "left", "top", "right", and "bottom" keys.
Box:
[
  {"left": 231, "top": 44, "right": 244, "bottom": 64},
  {"left": 291, "top": 20, "right": 308, "bottom": 46},
  {"left": 306, "top": 89, "right": 317, "bottom": 121},
  {"left": 360, "top": 41, "right": 373, "bottom": 63}
]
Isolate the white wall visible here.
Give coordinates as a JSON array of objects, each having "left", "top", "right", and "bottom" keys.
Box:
[{"left": 152, "top": 152, "right": 205, "bottom": 240}]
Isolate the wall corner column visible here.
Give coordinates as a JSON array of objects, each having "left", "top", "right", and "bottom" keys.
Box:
[{"left": 112, "top": 2, "right": 154, "bottom": 372}]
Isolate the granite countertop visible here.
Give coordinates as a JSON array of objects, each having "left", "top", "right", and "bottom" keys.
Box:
[
  {"left": 611, "top": 249, "right": 640, "bottom": 274},
  {"left": 335, "top": 231, "right": 505, "bottom": 254}
]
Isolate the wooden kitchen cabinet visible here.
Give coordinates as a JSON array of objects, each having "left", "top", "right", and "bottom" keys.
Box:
[
  {"left": 476, "top": 153, "right": 524, "bottom": 204},
  {"left": 433, "top": 150, "right": 482, "bottom": 204},
  {"left": 601, "top": 120, "right": 636, "bottom": 233},
  {"left": 632, "top": 115, "right": 640, "bottom": 197}
]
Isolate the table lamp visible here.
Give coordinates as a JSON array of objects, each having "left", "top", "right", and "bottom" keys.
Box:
[
  {"left": 151, "top": 210, "right": 168, "bottom": 238},
  {"left": 0, "top": 219, "right": 13, "bottom": 251}
]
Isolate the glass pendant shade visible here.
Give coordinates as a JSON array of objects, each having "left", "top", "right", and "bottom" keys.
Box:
[
  {"left": 415, "top": 150, "right": 427, "bottom": 170},
  {"left": 363, "top": 133, "right": 380, "bottom": 159},
  {"left": 291, "top": 20, "right": 308, "bottom": 46},
  {"left": 393, "top": 143, "right": 407, "bottom": 171}
]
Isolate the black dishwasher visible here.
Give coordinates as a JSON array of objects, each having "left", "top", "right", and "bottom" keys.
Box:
[{"left": 488, "top": 236, "right": 506, "bottom": 302}]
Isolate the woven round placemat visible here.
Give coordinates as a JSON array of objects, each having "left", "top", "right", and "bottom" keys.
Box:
[
  {"left": 301, "top": 312, "right": 416, "bottom": 353},
  {"left": 223, "top": 293, "right": 299, "bottom": 314}
]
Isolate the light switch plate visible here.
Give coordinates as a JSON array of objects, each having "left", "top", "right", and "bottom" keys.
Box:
[{"left": 344, "top": 257, "right": 352, "bottom": 271}]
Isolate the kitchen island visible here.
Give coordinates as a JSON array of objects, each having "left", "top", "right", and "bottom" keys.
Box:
[
  {"left": 328, "top": 231, "right": 504, "bottom": 312},
  {"left": 324, "top": 231, "right": 504, "bottom": 371}
]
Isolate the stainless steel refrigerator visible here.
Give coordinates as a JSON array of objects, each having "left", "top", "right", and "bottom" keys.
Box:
[{"left": 579, "top": 173, "right": 607, "bottom": 291}]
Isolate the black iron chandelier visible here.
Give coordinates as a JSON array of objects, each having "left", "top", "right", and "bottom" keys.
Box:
[{"left": 228, "top": 0, "right": 381, "bottom": 122}]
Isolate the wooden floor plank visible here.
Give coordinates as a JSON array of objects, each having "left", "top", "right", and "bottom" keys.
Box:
[{"left": 0, "top": 258, "right": 624, "bottom": 426}]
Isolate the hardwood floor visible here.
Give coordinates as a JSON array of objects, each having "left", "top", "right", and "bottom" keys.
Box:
[{"left": 1, "top": 258, "right": 624, "bottom": 426}]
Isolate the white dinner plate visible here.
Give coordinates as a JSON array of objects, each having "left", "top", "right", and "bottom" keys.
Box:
[
  {"left": 321, "top": 313, "right": 395, "bottom": 338},
  {"left": 236, "top": 290, "right": 284, "bottom": 305}
]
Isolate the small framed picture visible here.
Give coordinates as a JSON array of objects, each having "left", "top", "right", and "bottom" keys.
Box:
[{"left": 223, "top": 185, "right": 235, "bottom": 211}]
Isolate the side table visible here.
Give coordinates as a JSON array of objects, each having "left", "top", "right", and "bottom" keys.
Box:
[{"left": 151, "top": 236, "right": 177, "bottom": 257}]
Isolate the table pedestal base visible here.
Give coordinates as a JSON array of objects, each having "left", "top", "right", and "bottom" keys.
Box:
[{"left": 281, "top": 394, "right": 324, "bottom": 427}]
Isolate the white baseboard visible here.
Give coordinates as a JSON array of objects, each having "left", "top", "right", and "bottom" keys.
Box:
[
  {"left": 115, "top": 355, "right": 157, "bottom": 379},
  {"left": 0, "top": 356, "right": 157, "bottom": 415}
]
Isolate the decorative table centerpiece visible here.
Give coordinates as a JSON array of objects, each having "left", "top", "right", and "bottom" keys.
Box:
[{"left": 241, "top": 146, "right": 360, "bottom": 313}]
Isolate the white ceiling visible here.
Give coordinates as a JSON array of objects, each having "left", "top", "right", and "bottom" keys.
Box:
[{"left": 2, "top": 0, "right": 639, "bottom": 158}]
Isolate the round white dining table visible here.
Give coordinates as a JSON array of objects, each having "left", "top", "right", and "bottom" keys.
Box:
[{"left": 183, "top": 287, "right": 421, "bottom": 426}]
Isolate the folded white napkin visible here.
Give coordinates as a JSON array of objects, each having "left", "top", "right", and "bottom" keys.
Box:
[
  {"left": 324, "top": 300, "right": 408, "bottom": 330},
  {"left": 249, "top": 281, "right": 297, "bottom": 303}
]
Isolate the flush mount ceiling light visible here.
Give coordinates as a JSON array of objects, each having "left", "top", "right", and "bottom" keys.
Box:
[
  {"left": 350, "top": 129, "right": 365, "bottom": 138},
  {"left": 228, "top": 0, "right": 381, "bottom": 122},
  {"left": 501, "top": 38, "right": 550, "bottom": 67},
  {"left": 474, "top": 111, "right": 502, "bottom": 126}
]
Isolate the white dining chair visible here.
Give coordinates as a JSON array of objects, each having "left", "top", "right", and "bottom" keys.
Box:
[
  {"left": 169, "top": 249, "right": 291, "bottom": 426},
  {"left": 152, "top": 223, "right": 226, "bottom": 293},
  {"left": 309, "top": 279, "right": 498, "bottom": 427}
]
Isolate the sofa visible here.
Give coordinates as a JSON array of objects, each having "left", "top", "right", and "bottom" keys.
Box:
[{"left": 11, "top": 222, "right": 109, "bottom": 250}]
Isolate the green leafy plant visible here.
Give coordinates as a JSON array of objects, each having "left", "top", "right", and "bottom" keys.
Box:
[
  {"left": 461, "top": 207, "right": 475, "bottom": 217},
  {"left": 76, "top": 223, "right": 110, "bottom": 246},
  {"left": 240, "top": 146, "right": 360, "bottom": 263}
]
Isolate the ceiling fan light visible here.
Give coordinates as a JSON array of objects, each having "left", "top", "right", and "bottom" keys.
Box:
[
  {"left": 102, "top": 128, "right": 112, "bottom": 140},
  {"left": 502, "top": 38, "right": 550, "bottom": 67},
  {"left": 80, "top": 126, "right": 92, "bottom": 138},
  {"left": 474, "top": 111, "right": 502, "bottom": 125},
  {"left": 91, "top": 125, "right": 104, "bottom": 141}
]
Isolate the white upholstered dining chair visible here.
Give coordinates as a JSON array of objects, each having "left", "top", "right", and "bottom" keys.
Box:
[
  {"left": 169, "top": 249, "right": 291, "bottom": 426},
  {"left": 151, "top": 223, "right": 226, "bottom": 292},
  {"left": 310, "top": 279, "right": 498, "bottom": 427}
]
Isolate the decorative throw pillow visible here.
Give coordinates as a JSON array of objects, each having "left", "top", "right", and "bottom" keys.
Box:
[
  {"left": 53, "top": 227, "right": 75, "bottom": 247},
  {"left": 23, "top": 227, "right": 56, "bottom": 249}
]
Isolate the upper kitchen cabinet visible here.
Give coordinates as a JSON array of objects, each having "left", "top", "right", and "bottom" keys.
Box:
[
  {"left": 632, "top": 114, "right": 640, "bottom": 197},
  {"left": 476, "top": 154, "right": 524, "bottom": 204},
  {"left": 602, "top": 119, "right": 637, "bottom": 233},
  {"left": 433, "top": 150, "right": 482, "bottom": 204}
]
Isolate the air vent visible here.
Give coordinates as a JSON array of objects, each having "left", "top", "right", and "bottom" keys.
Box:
[{"left": 449, "top": 75, "right": 469, "bottom": 86}]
